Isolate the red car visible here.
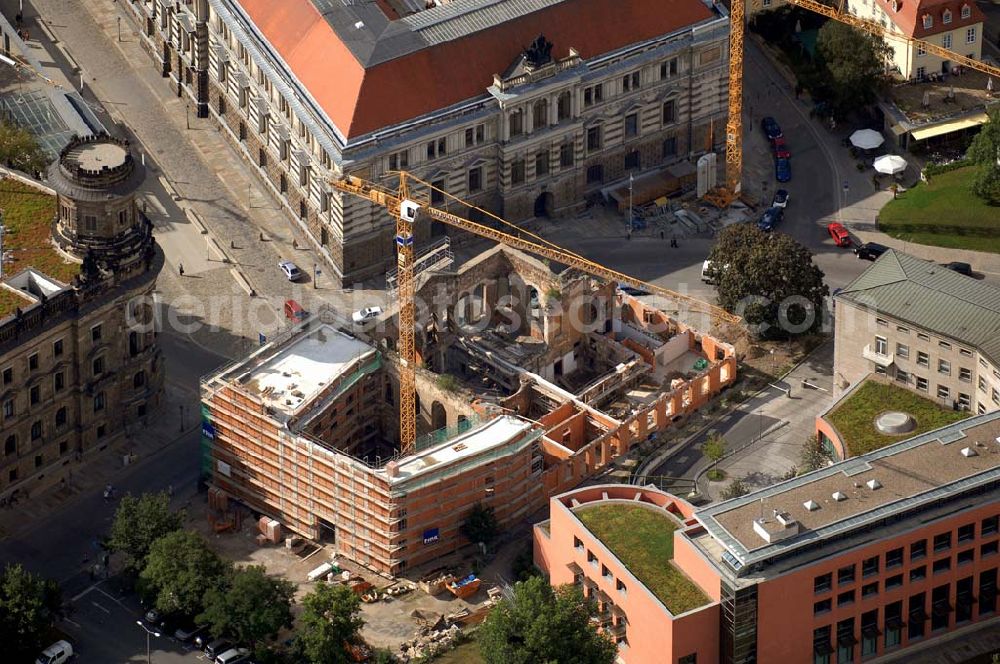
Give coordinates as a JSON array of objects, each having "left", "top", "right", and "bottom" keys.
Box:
[
  {"left": 828, "top": 222, "right": 851, "bottom": 247},
  {"left": 772, "top": 136, "right": 791, "bottom": 159}
]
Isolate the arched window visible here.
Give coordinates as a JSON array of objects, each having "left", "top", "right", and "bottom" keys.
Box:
[
  {"left": 533, "top": 99, "right": 548, "bottom": 129},
  {"left": 133, "top": 371, "right": 146, "bottom": 388}
]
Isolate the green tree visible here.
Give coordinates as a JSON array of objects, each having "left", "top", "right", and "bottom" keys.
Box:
[
  {"left": 108, "top": 491, "right": 185, "bottom": 576},
  {"left": 800, "top": 435, "right": 833, "bottom": 473},
  {"left": 139, "top": 530, "right": 229, "bottom": 617},
  {"left": 967, "top": 110, "right": 1000, "bottom": 204},
  {"left": 435, "top": 373, "right": 460, "bottom": 392},
  {"left": 721, "top": 476, "right": 750, "bottom": 500},
  {"left": 815, "top": 22, "right": 891, "bottom": 117},
  {"left": 0, "top": 120, "right": 48, "bottom": 175},
  {"left": 707, "top": 223, "right": 828, "bottom": 339},
  {"left": 198, "top": 565, "right": 294, "bottom": 649},
  {"left": 0, "top": 564, "right": 63, "bottom": 662},
  {"left": 702, "top": 432, "right": 727, "bottom": 481},
  {"left": 460, "top": 502, "right": 499, "bottom": 546},
  {"left": 295, "top": 582, "right": 364, "bottom": 664},
  {"left": 478, "top": 576, "right": 616, "bottom": 664}
]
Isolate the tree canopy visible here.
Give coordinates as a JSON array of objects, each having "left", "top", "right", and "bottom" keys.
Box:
[
  {"left": 139, "top": 530, "right": 229, "bottom": 618},
  {"left": 198, "top": 565, "right": 295, "bottom": 648},
  {"left": 815, "top": 22, "right": 890, "bottom": 117},
  {"left": 966, "top": 109, "right": 1000, "bottom": 205},
  {"left": 460, "top": 502, "right": 499, "bottom": 546},
  {"left": 477, "top": 576, "right": 616, "bottom": 664},
  {"left": 707, "top": 223, "right": 828, "bottom": 339},
  {"left": 0, "top": 121, "right": 48, "bottom": 175},
  {"left": 0, "top": 564, "right": 63, "bottom": 662},
  {"left": 294, "top": 582, "right": 365, "bottom": 664},
  {"left": 800, "top": 435, "right": 833, "bottom": 473},
  {"left": 108, "top": 491, "right": 184, "bottom": 576}
]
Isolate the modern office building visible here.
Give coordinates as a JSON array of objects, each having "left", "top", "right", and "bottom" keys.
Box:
[
  {"left": 0, "top": 135, "right": 163, "bottom": 502},
  {"left": 201, "top": 246, "right": 736, "bottom": 574},
  {"left": 122, "top": 0, "right": 731, "bottom": 284},
  {"left": 832, "top": 250, "right": 1000, "bottom": 415},
  {"left": 536, "top": 411, "right": 1000, "bottom": 663}
]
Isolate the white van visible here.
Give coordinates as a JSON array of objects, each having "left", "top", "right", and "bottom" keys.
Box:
[
  {"left": 36, "top": 641, "right": 73, "bottom": 664},
  {"left": 216, "top": 647, "right": 250, "bottom": 664}
]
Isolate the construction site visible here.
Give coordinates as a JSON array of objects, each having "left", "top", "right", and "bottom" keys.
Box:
[{"left": 200, "top": 237, "right": 736, "bottom": 576}]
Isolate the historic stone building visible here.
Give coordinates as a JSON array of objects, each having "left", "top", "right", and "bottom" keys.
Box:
[
  {"left": 0, "top": 135, "right": 163, "bottom": 502},
  {"left": 122, "top": 0, "right": 730, "bottom": 285}
]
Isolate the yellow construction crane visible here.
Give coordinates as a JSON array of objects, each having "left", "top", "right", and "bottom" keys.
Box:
[
  {"left": 710, "top": 0, "right": 1000, "bottom": 207},
  {"left": 332, "top": 172, "right": 741, "bottom": 451}
]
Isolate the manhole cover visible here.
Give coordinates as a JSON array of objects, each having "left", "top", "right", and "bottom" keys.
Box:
[{"left": 875, "top": 411, "right": 916, "bottom": 435}]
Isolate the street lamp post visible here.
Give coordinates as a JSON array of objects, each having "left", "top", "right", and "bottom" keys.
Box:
[{"left": 135, "top": 621, "right": 161, "bottom": 664}]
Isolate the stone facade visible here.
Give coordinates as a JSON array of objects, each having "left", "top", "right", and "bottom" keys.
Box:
[
  {"left": 122, "top": 0, "right": 730, "bottom": 285},
  {"left": 0, "top": 136, "right": 163, "bottom": 502},
  {"left": 833, "top": 299, "right": 1000, "bottom": 415}
]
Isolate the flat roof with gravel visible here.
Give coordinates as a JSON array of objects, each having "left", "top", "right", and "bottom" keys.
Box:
[{"left": 696, "top": 410, "right": 1000, "bottom": 572}]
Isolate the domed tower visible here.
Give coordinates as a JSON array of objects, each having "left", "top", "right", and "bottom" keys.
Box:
[{"left": 48, "top": 133, "right": 152, "bottom": 281}]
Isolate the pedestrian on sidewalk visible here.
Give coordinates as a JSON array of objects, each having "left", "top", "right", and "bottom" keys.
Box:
[
  {"left": 872, "top": 175, "right": 879, "bottom": 191},
  {"left": 670, "top": 236, "right": 679, "bottom": 248},
  {"left": 178, "top": 262, "right": 185, "bottom": 276}
]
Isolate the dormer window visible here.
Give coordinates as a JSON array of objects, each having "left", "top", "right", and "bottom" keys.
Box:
[
  {"left": 923, "top": 14, "right": 933, "bottom": 29},
  {"left": 943, "top": 9, "right": 951, "bottom": 24},
  {"left": 961, "top": 4, "right": 971, "bottom": 18}
]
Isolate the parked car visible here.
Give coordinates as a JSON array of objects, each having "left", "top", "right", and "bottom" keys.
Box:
[
  {"left": 279, "top": 260, "right": 303, "bottom": 281},
  {"left": 854, "top": 242, "right": 889, "bottom": 261},
  {"left": 204, "top": 638, "right": 233, "bottom": 659},
  {"left": 772, "top": 136, "right": 791, "bottom": 159},
  {"left": 827, "top": 222, "right": 851, "bottom": 247},
  {"left": 775, "top": 157, "right": 791, "bottom": 183},
  {"left": 174, "top": 622, "right": 209, "bottom": 643},
  {"left": 36, "top": 641, "right": 73, "bottom": 664},
  {"left": 216, "top": 647, "right": 251, "bottom": 664},
  {"left": 143, "top": 609, "right": 162, "bottom": 627},
  {"left": 772, "top": 189, "right": 789, "bottom": 209},
  {"left": 352, "top": 306, "right": 383, "bottom": 324},
  {"left": 701, "top": 260, "right": 729, "bottom": 284},
  {"left": 284, "top": 299, "right": 308, "bottom": 322},
  {"left": 943, "top": 261, "right": 973, "bottom": 277},
  {"left": 757, "top": 207, "right": 783, "bottom": 232},
  {"left": 761, "top": 116, "right": 783, "bottom": 141}
]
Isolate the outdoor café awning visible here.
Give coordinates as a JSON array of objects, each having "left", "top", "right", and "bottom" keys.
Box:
[{"left": 910, "top": 112, "right": 990, "bottom": 141}]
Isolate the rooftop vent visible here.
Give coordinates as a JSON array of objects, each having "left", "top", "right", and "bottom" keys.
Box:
[
  {"left": 832, "top": 491, "right": 847, "bottom": 502},
  {"left": 354, "top": 20, "right": 364, "bottom": 29},
  {"left": 803, "top": 500, "right": 820, "bottom": 511},
  {"left": 775, "top": 511, "right": 796, "bottom": 527},
  {"left": 961, "top": 446, "right": 978, "bottom": 457},
  {"left": 867, "top": 479, "right": 882, "bottom": 490}
]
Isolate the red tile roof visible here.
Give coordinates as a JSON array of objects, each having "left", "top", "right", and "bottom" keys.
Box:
[
  {"left": 874, "top": 0, "right": 985, "bottom": 40},
  {"left": 237, "top": 0, "right": 716, "bottom": 139}
]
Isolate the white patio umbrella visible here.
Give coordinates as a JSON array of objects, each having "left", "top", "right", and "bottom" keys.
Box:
[
  {"left": 850, "top": 129, "right": 884, "bottom": 150},
  {"left": 874, "top": 154, "right": 908, "bottom": 175}
]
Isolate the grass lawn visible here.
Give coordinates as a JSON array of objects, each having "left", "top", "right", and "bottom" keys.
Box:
[
  {"left": 879, "top": 166, "right": 1000, "bottom": 253},
  {"left": 576, "top": 504, "right": 708, "bottom": 615},
  {"left": 826, "top": 380, "right": 970, "bottom": 456},
  {"left": 433, "top": 641, "right": 484, "bottom": 664}
]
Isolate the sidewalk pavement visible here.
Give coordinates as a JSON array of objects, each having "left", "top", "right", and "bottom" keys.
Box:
[{"left": 701, "top": 340, "right": 835, "bottom": 500}]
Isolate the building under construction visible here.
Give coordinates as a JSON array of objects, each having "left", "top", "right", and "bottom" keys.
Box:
[{"left": 200, "top": 246, "right": 735, "bottom": 574}]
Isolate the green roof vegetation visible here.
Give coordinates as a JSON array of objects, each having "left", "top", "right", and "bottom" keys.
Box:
[
  {"left": 576, "top": 504, "right": 708, "bottom": 615},
  {"left": 878, "top": 166, "right": 1000, "bottom": 253},
  {"left": 827, "top": 380, "right": 971, "bottom": 456},
  {"left": 0, "top": 178, "right": 75, "bottom": 318}
]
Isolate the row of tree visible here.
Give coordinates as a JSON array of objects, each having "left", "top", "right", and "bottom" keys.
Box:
[{"left": 108, "top": 491, "right": 371, "bottom": 663}]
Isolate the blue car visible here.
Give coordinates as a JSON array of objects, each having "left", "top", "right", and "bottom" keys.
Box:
[
  {"left": 775, "top": 157, "right": 791, "bottom": 183},
  {"left": 761, "top": 116, "right": 783, "bottom": 141},
  {"left": 757, "top": 207, "right": 783, "bottom": 232}
]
